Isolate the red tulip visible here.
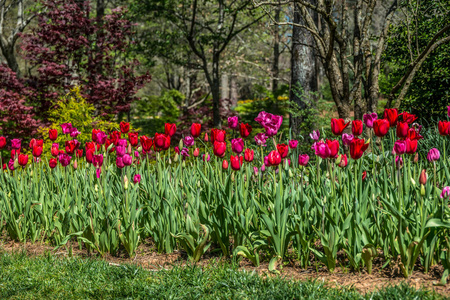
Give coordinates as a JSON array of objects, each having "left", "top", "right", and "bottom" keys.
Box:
[
  {"left": 419, "top": 169, "right": 427, "bottom": 185},
  {"left": 213, "top": 141, "right": 226, "bottom": 157},
  {"left": 76, "top": 149, "right": 83, "bottom": 158},
  {"left": 351, "top": 120, "right": 363, "bottom": 136},
  {"left": 86, "top": 149, "right": 94, "bottom": 163},
  {"left": 140, "top": 136, "right": 153, "bottom": 152},
  {"left": 400, "top": 112, "right": 418, "bottom": 124},
  {"left": 362, "top": 171, "right": 367, "bottom": 181},
  {"left": 86, "top": 141, "right": 100, "bottom": 152},
  {"left": 405, "top": 138, "right": 418, "bottom": 154},
  {"left": 154, "top": 133, "right": 171, "bottom": 150},
  {"left": 49, "top": 158, "right": 58, "bottom": 169},
  {"left": 326, "top": 139, "right": 340, "bottom": 158},
  {"left": 0, "top": 136, "right": 5, "bottom": 149},
  {"left": 349, "top": 138, "right": 369, "bottom": 159},
  {"left": 29, "top": 139, "right": 43, "bottom": 149},
  {"left": 268, "top": 150, "right": 282, "bottom": 166},
  {"left": 129, "top": 132, "right": 139, "bottom": 147},
  {"left": 92, "top": 129, "right": 101, "bottom": 142},
  {"left": 110, "top": 131, "right": 121, "bottom": 146},
  {"left": 383, "top": 108, "right": 398, "bottom": 126},
  {"left": 65, "top": 140, "right": 80, "bottom": 155},
  {"left": 32, "top": 146, "right": 43, "bottom": 157},
  {"left": 193, "top": 148, "right": 200, "bottom": 157},
  {"left": 11, "top": 149, "right": 20, "bottom": 159},
  {"left": 18, "top": 154, "right": 28, "bottom": 166},
  {"left": 120, "top": 121, "right": 130, "bottom": 134},
  {"left": 396, "top": 122, "right": 409, "bottom": 138},
  {"left": 211, "top": 129, "right": 226, "bottom": 143},
  {"left": 239, "top": 123, "right": 252, "bottom": 138},
  {"left": 407, "top": 128, "right": 423, "bottom": 140},
  {"left": 276, "top": 143, "right": 289, "bottom": 158},
  {"left": 222, "top": 160, "right": 229, "bottom": 170},
  {"left": 331, "top": 118, "right": 350, "bottom": 135},
  {"left": 244, "top": 149, "right": 254, "bottom": 162},
  {"left": 49, "top": 129, "right": 58, "bottom": 141},
  {"left": 438, "top": 121, "right": 450, "bottom": 136},
  {"left": 373, "top": 119, "right": 390, "bottom": 137},
  {"left": 164, "top": 123, "right": 177, "bottom": 137},
  {"left": 336, "top": 154, "right": 348, "bottom": 168},
  {"left": 191, "top": 123, "right": 202, "bottom": 138},
  {"left": 230, "top": 155, "right": 244, "bottom": 170},
  {"left": 51, "top": 144, "right": 59, "bottom": 157}
]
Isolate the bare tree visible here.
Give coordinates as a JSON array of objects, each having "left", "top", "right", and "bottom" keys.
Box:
[
  {"left": 254, "top": 0, "right": 450, "bottom": 120},
  {"left": 0, "top": 0, "right": 36, "bottom": 76}
]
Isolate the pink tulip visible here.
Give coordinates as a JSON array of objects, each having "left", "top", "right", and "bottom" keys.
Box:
[
  {"left": 60, "top": 123, "right": 73, "bottom": 135},
  {"left": 123, "top": 154, "right": 132, "bottom": 166},
  {"left": 440, "top": 186, "right": 450, "bottom": 199},
  {"left": 254, "top": 133, "right": 268, "bottom": 146},
  {"left": 11, "top": 139, "right": 21, "bottom": 150},
  {"left": 133, "top": 174, "right": 142, "bottom": 184},
  {"left": 342, "top": 134, "right": 354, "bottom": 146},
  {"left": 93, "top": 154, "right": 104, "bottom": 168},
  {"left": 289, "top": 140, "right": 298, "bottom": 149},
  {"left": 309, "top": 130, "right": 320, "bottom": 141},
  {"left": 228, "top": 116, "right": 239, "bottom": 129},
  {"left": 298, "top": 154, "right": 309, "bottom": 166},
  {"left": 427, "top": 148, "right": 440, "bottom": 161},
  {"left": 184, "top": 136, "right": 195, "bottom": 147},
  {"left": 95, "top": 131, "right": 107, "bottom": 145},
  {"left": 314, "top": 141, "right": 331, "bottom": 159},
  {"left": 116, "top": 157, "right": 125, "bottom": 168},
  {"left": 393, "top": 140, "right": 407, "bottom": 155},
  {"left": 363, "top": 113, "right": 378, "bottom": 128},
  {"left": 58, "top": 153, "right": 72, "bottom": 167},
  {"left": 231, "top": 138, "right": 244, "bottom": 154}
]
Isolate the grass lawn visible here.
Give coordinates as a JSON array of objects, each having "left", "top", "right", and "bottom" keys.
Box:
[{"left": 0, "top": 252, "right": 446, "bottom": 299}]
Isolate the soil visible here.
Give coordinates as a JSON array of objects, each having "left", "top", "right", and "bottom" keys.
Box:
[{"left": 0, "top": 238, "right": 449, "bottom": 297}]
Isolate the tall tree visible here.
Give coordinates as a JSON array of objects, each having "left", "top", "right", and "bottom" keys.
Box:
[
  {"left": 131, "top": 0, "right": 264, "bottom": 127},
  {"left": 289, "top": 2, "right": 317, "bottom": 136},
  {"left": 0, "top": 0, "right": 36, "bottom": 76},
  {"left": 255, "top": 0, "right": 450, "bottom": 121}
]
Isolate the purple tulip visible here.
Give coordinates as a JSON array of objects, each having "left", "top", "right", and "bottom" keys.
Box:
[
  {"left": 255, "top": 111, "right": 283, "bottom": 137},
  {"left": 440, "top": 186, "right": 450, "bottom": 199},
  {"left": 116, "top": 156, "right": 125, "bottom": 168},
  {"left": 116, "top": 145, "right": 126, "bottom": 157},
  {"left": 254, "top": 133, "right": 268, "bottom": 146},
  {"left": 184, "top": 136, "right": 195, "bottom": 147},
  {"left": 8, "top": 159, "right": 14, "bottom": 170},
  {"left": 133, "top": 174, "right": 142, "bottom": 184},
  {"left": 309, "top": 130, "right": 320, "bottom": 141},
  {"left": 58, "top": 153, "right": 72, "bottom": 167},
  {"left": 363, "top": 113, "right": 378, "bottom": 128},
  {"left": 123, "top": 154, "right": 132, "bottom": 166},
  {"left": 228, "top": 116, "right": 239, "bottom": 129},
  {"left": 70, "top": 127, "right": 81, "bottom": 138},
  {"left": 95, "top": 131, "right": 107, "bottom": 145},
  {"left": 289, "top": 140, "right": 298, "bottom": 149},
  {"left": 117, "top": 139, "right": 127, "bottom": 147},
  {"left": 11, "top": 139, "right": 21, "bottom": 150},
  {"left": 180, "top": 147, "right": 190, "bottom": 158},
  {"left": 298, "top": 154, "right": 309, "bottom": 166},
  {"left": 314, "top": 141, "right": 331, "bottom": 159},
  {"left": 393, "top": 140, "right": 407, "bottom": 155},
  {"left": 231, "top": 138, "right": 244, "bottom": 154},
  {"left": 427, "top": 148, "right": 440, "bottom": 161},
  {"left": 202, "top": 153, "right": 211, "bottom": 162},
  {"left": 342, "top": 134, "right": 354, "bottom": 146},
  {"left": 61, "top": 123, "right": 73, "bottom": 135}
]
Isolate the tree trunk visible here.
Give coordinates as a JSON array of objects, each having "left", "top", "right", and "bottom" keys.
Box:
[
  {"left": 272, "top": 6, "right": 280, "bottom": 92},
  {"left": 1, "top": 44, "right": 20, "bottom": 77},
  {"left": 230, "top": 73, "right": 238, "bottom": 107},
  {"left": 289, "top": 2, "right": 318, "bottom": 136},
  {"left": 212, "top": 55, "right": 221, "bottom": 127},
  {"left": 221, "top": 73, "right": 229, "bottom": 100}
]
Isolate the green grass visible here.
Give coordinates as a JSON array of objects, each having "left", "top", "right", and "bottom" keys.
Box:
[{"left": 0, "top": 252, "right": 445, "bottom": 300}]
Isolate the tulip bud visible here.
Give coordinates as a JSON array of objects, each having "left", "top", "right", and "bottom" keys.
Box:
[
  {"left": 421, "top": 184, "right": 426, "bottom": 196},
  {"left": 204, "top": 133, "right": 209, "bottom": 142},
  {"left": 73, "top": 160, "right": 78, "bottom": 170},
  {"left": 197, "top": 181, "right": 201, "bottom": 188},
  {"left": 95, "top": 184, "right": 98, "bottom": 192},
  {"left": 30, "top": 170, "right": 33, "bottom": 177},
  {"left": 180, "top": 180, "right": 184, "bottom": 189},
  {"left": 127, "top": 144, "right": 132, "bottom": 155},
  {"left": 231, "top": 172, "right": 235, "bottom": 181},
  {"left": 137, "top": 146, "right": 142, "bottom": 152},
  {"left": 178, "top": 138, "right": 184, "bottom": 150},
  {"left": 261, "top": 164, "right": 266, "bottom": 172},
  {"left": 182, "top": 161, "right": 186, "bottom": 168},
  {"left": 419, "top": 169, "right": 427, "bottom": 185},
  {"left": 168, "top": 157, "right": 172, "bottom": 164},
  {"left": 288, "top": 169, "right": 293, "bottom": 178},
  {"left": 222, "top": 160, "right": 229, "bottom": 170},
  {"left": 413, "top": 152, "right": 419, "bottom": 163},
  {"left": 174, "top": 153, "right": 179, "bottom": 162},
  {"left": 193, "top": 148, "right": 200, "bottom": 157},
  {"left": 284, "top": 159, "right": 289, "bottom": 171},
  {"left": 13, "top": 159, "right": 19, "bottom": 169},
  {"left": 107, "top": 143, "right": 114, "bottom": 152}
]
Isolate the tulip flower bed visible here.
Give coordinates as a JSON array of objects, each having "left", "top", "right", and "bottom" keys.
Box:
[{"left": 0, "top": 110, "right": 449, "bottom": 284}]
